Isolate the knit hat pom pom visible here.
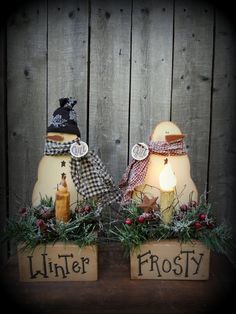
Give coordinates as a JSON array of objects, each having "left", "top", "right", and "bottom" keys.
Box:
[{"left": 59, "top": 97, "right": 77, "bottom": 109}]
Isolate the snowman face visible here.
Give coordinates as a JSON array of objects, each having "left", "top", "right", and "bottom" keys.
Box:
[
  {"left": 151, "top": 121, "right": 182, "bottom": 142},
  {"left": 47, "top": 132, "right": 78, "bottom": 143}
]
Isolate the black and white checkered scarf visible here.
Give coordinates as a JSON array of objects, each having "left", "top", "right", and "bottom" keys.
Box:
[{"left": 44, "top": 139, "right": 121, "bottom": 209}]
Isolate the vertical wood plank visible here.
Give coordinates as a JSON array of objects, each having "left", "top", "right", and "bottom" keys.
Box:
[
  {"left": 130, "top": 0, "right": 173, "bottom": 149},
  {"left": 7, "top": 2, "right": 47, "bottom": 221},
  {"left": 48, "top": 0, "right": 89, "bottom": 141},
  {"left": 0, "top": 25, "right": 8, "bottom": 265},
  {"left": 171, "top": 1, "right": 214, "bottom": 195},
  {"left": 209, "top": 12, "right": 236, "bottom": 227},
  {"left": 89, "top": 0, "right": 131, "bottom": 182}
]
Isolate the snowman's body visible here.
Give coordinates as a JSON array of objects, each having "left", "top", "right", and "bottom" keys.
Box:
[
  {"left": 132, "top": 121, "right": 198, "bottom": 205},
  {"left": 32, "top": 132, "right": 81, "bottom": 208}
]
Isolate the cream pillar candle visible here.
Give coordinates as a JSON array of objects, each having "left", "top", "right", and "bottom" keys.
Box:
[{"left": 159, "top": 159, "right": 177, "bottom": 224}]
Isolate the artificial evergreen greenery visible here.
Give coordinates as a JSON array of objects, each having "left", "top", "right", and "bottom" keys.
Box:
[
  {"left": 108, "top": 195, "right": 235, "bottom": 256},
  {"left": 1, "top": 197, "right": 100, "bottom": 250},
  {"left": 1, "top": 194, "right": 235, "bottom": 256}
]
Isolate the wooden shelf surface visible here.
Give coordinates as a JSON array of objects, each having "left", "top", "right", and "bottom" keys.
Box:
[{"left": 0, "top": 243, "right": 235, "bottom": 314}]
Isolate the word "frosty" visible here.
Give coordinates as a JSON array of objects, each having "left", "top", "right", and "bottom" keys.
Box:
[{"left": 137, "top": 249, "right": 204, "bottom": 278}]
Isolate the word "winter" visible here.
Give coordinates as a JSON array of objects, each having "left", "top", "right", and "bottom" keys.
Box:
[{"left": 27, "top": 253, "right": 90, "bottom": 279}]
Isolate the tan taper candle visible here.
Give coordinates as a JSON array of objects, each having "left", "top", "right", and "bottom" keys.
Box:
[{"left": 55, "top": 174, "right": 70, "bottom": 223}]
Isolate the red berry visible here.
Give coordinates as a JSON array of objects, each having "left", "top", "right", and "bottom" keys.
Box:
[
  {"left": 198, "top": 213, "right": 206, "bottom": 221},
  {"left": 36, "top": 219, "right": 45, "bottom": 228},
  {"left": 137, "top": 216, "right": 145, "bottom": 223},
  {"left": 19, "top": 207, "right": 27, "bottom": 215},
  {"left": 75, "top": 207, "right": 82, "bottom": 213},
  {"left": 180, "top": 204, "right": 188, "bottom": 212},
  {"left": 194, "top": 221, "right": 202, "bottom": 230},
  {"left": 84, "top": 205, "right": 91, "bottom": 213},
  {"left": 124, "top": 218, "right": 132, "bottom": 225}
]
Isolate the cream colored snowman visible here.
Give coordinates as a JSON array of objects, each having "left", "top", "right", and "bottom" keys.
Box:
[
  {"left": 132, "top": 121, "right": 198, "bottom": 206},
  {"left": 32, "top": 98, "right": 83, "bottom": 208}
]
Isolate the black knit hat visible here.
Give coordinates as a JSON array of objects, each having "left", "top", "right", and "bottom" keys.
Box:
[{"left": 47, "top": 97, "right": 81, "bottom": 137}]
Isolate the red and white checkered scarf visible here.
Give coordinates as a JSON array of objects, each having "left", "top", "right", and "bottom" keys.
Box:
[{"left": 119, "top": 140, "right": 186, "bottom": 203}]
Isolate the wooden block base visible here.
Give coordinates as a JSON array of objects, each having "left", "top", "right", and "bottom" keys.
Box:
[
  {"left": 130, "top": 240, "right": 210, "bottom": 280},
  {"left": 18, "top": 242, "right": 98, "bottom": 282}
]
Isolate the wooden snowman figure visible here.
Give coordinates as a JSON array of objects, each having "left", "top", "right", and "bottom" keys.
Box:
[
  {"left": 32, "top": 97, "right": 84, "bottom": 209},
  {"left": 119, "top": 121, "right": 198, "bottom": 209}
]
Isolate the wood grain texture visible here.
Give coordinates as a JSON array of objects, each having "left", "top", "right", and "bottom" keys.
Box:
[
  {"left": 1, "top": 244, "right": 236, "bottom": 314},
  {"left": 130, "top": 240, "right": 210, "bottom": 280},
  {"left": 2, "top": 0, "right": 236, "bottom": 262},
  {"left": 209, "top": 12, "right": 236, "bottom": 227},
  {"left": 171, "top": 1, "right": 214, "bottom": 195},
  {"left": 18, "top": 242, "right": 98, "bottom": 282},
  {"left": 89, "top": 0, "right": 131, "bottom": 182},
  {"left": 0, "top": 26, "right": 7, "bottom": 265},
  {"left": 48, "top": 0, "right": 89, "bottom": 141},
  {"left": 7, "top": 2, "right": 47, "bottom": 219},
  {"left": 129, "top": 0, "right": 173, "bottom": 150}
]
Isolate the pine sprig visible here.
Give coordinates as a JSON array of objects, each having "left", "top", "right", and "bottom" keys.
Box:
[
  {"left": 0, "top": 197, "right": 100, "bottom": 250},
  {"left": 109, "top": 196, "right": 236, "bottom": 255},
  {"left": 199, "top": 224, "right": 235, "bottom": 253},
  {"left": 1, "top": 194, "right": 235, "bottom": 257}
]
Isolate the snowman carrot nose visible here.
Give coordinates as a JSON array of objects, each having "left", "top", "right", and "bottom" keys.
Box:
[
  {"left": 46, "top": 134, "right": 64, "bottom": 141},
  {"left": 165, "top": 134, "right": 185, "bottom": 143}
]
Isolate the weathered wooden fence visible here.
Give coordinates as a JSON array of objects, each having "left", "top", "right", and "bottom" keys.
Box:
[{"left": 0, "top": 0, "right": 236, "bottom": 261}]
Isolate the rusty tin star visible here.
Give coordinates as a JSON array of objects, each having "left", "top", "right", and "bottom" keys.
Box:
[{"left": 139, "top": 195, "right": 158, "bottom": 212}]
